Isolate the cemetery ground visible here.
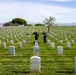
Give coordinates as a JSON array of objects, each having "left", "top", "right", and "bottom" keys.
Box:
[{"left": 0, "top": 26, "right": 76, "bottom": 75}]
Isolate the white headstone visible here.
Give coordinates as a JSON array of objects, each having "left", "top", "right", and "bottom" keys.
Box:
[
  {"left": 72, "top": 40, "right": 75, "bottom": 44},
  {"left": 18, "top": 42, "right": 22, "bottom": 48},
  {"left": 65, "top": 38, "right": 68, "bottom": 42},
  {"left": 0, "top": 40, "right": 1, "bottom": 45},
  {"left": 51, "top": 42, "right": 55, "bottom": 48},
  {"left": 9, "top": 46, "right": 15, "bottom": 55},
  {"left": 30, "top": 56, "right": 41, "bottom": 73},
  {"left": 48, "top": 40, "right": 51, "bottom": 44},
  {"left": 33, "top": 46, "right": 39, "bottom": 55},
  {"left": 2, "top": 42, "right": 6, "bottom": 49},
  {"left": 10, "top": 40, "right": 13, "bottom": 45},
  {"left": 67, "top": 42, "right": 71, "bottom": 48},
  {"left": 74, "top": 57, "right": 76, "bottom": 73},
  {"left": 58, "top": 46, "right": 63, "bottom": 55},
  {"left": 68, "top": 36, "right": 71, "bottom": 39},
  {"left": 35, "top": 40, "right": 38, "bottom": 46},
  {"left": 35, "top": 42, "right": 38, "bottom": 46},
  {"left": 35, "top": 40, "right": 38, "bottom": 42},
  {"left": 22, "top": 40, "right": 26, "bottom": 45},
  {"left": 55, "top": 38, "right": 58, "bottom": 42},
  {"left": 60, "top": 40, "right": 63, "bottom": 45}
]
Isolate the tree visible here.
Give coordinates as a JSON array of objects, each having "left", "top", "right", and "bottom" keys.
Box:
[
  {"left": 3, "top": 22, "right": 15, "bottom": 26},
  {"left": 11, "top": 18, "right": 27, "bottom": 26},
  {"left": 35, "top": 23, "right": 44, "bottom": 26},
  {"left": 27, "top": 24, "right": 32, "bottom": 26},
  {"left": 43, "top": 17, "right": 56, "bottom": 33}
]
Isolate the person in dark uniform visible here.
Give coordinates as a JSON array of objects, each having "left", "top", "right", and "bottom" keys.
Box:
[
  {"left": 33, "top": 32, "right": 39, "bottom": 44},
  {"left": 33, "top": 32, "right": 39, "bottom": 40},
  {"left": 42, "top": 32, "right": 47, "bottom": 43}
]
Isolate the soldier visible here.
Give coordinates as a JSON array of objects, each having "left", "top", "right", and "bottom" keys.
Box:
[
  {"left": 33, "top": 32, "right": 39, "bottom": 44},
  {"left": 42, "top": 32, "right": 47, "bottom": 43}
]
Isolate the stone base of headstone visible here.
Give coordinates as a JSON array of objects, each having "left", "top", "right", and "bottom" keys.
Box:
[{"left": 30, "top": 56, "right": 41, "bottom": 73}]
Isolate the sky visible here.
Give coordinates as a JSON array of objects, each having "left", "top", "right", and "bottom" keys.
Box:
[{"left": 0, "top": 0, "right": 76, "bottom": 23}]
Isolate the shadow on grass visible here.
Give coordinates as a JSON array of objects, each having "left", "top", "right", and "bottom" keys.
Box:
[
  {"left": 55, "top": 70, "right": 74, "bottom": 73},
  {"left": 12, "top": 71, "right": 30, "bottom": 74}
]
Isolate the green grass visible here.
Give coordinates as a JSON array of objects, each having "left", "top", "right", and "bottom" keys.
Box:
[{"left": 0, "top": 26, "right": 76, "bottom": 75}]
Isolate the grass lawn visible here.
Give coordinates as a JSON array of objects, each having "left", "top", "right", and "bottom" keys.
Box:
[{"left": 0, "top": 26, "right": 76, "bottom": 75}]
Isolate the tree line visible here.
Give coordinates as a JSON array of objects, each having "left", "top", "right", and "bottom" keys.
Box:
[{"left": 3, "top": 17, "right": 56, "bottom": 33}]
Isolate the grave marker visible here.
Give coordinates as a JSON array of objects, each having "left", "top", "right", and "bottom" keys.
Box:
[
  {"left": 67, "top": 42, "right": 71, "bottom": 48},
  {"left": 58, "top": 46, "right": 63, "bottom": 55},
  {"left": 2, "top": 42, "right": 6, "bottom": 49},
  {"left": 33, "top": 46, "right": 39, "bottom": 55},
  {"left": 30, "top": 56, "right": 41, "bottom": 73},
  {"left": 9, "top": 46, "right": 15, "bottom": 55},
  {"left": 18, "top": 42, "right": 22, "bottom": 48},
  {"left": 51, "top": 42, "right": 55, "bottom": 48}
]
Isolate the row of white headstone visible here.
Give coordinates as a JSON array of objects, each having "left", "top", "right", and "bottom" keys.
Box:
[
  {"left": 0, "top": 26, "right": 34, "bottom": 43},
  {"left": 9, "top": 26, "right": 35, "bottom": 54},
  {"left": 0, "top": 31, "right": 35, "bottom": 49},
  {"left": 8, "top": 28, "right": 41, "bottom": 73},
  {"left": 43, "top": 26, "right": 76, "bottom": 44},
  {"left": 8, "top": 32, "right": 34, "bottom": 55},
  {"left": 30, "top": 40, "right": 41, "bottom": 73},
  {"left": 1, "top": 41, "right": 25, "bottom": 49},
  {"left": 41, "top": 26, "right": 76, "bottom": 73},
  {"left": 58, "top": 46, "right": 76, "bottom": 73},
  {"left": 6, "top": 40, "right": 71, "bottom": 55},
  {"left": 48, "top": 32, "right": 76, "bottom": 44},
  {"left": 47, "top": 39, "right": 74, "bottom": 48},
  {"left": 30, "top": 27, "right": 41, "bottom": 73},
  {"left": 43, "top": 26, "right": 74, "bottom": 39}
]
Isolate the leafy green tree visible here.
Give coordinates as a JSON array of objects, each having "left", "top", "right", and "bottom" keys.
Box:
[
  {"left": 43, "top": 17, "right": 56, "bottom": 33},
  {"left": 3, "top": 22, "right": 15, "bottom": 26},
  {"left": 35, "top": 23, "right": 44, "bottom": 26},
  {"left": 11, "top": 18, "right": 27, "bottom": 26},
  {"left": 27, "top": 24, "right": 32, "bottom": 26}
]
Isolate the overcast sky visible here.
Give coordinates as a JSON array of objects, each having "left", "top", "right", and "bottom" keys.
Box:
[{"left": 0, "top": 0, "right": 76, "bottom": 23}]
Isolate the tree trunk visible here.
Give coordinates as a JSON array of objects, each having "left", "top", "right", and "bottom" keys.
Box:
[{"left": 48, "top": 24, "right": 51, "bottom": 33}]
